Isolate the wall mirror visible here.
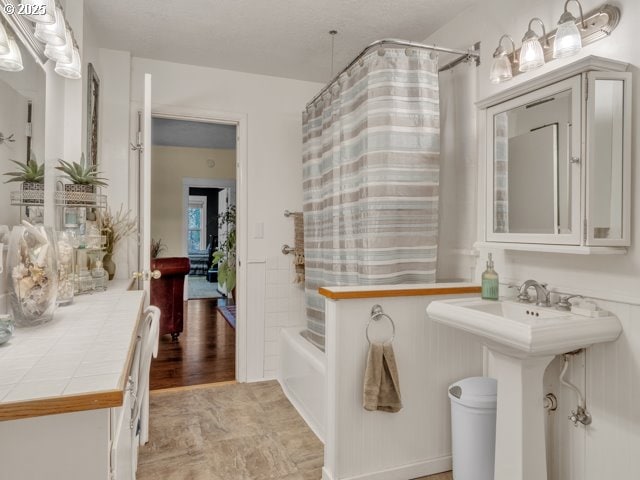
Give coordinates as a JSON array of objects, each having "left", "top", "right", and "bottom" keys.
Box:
[
  {"left": 487, "top": 76, "right": 581, "bottom": 245},
  {"left": 0, "top": 18, "right": 46, "bottom": 227}
]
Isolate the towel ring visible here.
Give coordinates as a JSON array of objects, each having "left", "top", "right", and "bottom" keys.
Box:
[{"left": 366, "top": 304, "right": 396, "bottom": 345}]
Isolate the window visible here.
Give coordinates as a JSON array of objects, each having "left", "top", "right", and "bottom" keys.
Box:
[{"left": 188, "top": 195, "right": 207, "bottom": 252}]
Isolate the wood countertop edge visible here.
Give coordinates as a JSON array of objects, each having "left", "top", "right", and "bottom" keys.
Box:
[
  {"left": 0, "top": 389, "right": 124, "bottom": 421},
  {"left": 318, "top": 285, "right": 482, "bottom": 300}
]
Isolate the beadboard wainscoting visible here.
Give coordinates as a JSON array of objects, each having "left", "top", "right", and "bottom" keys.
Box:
[
  {"left": 322, "top": 289, "right": 484, "bottom": 480},
  {"left": 583, "top": 298, "right": 640, "bottom": 479},
  {"left": 494, "top": 287, "right": 640, "bottom": 480}
]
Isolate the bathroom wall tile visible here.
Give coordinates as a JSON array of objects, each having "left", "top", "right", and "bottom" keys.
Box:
[
  {"left": 266, "top": 270, "right": 279, "bottom": 284},
  {"left": 278, "top": 256, "right": 292, "bottom": 270},
  {"left": 266, "top": 327, "right": 281, "bottom": 343},
  {"left": 266, "top": 256, "right": 279, "bottom": 271},
  {"left": 264, "top": 356, "right": 278, "bottom": 373},
  {"left": 264, "top": 341, "right": 279, "bottom": 358}
]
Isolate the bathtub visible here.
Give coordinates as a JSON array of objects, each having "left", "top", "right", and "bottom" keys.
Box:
[{"left": 278, "top": 326, "right": 326, "bottom": 443}]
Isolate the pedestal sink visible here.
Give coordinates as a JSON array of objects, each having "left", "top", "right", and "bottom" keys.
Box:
[{"left": 427, "top": 298, "right": 622, "bottom": 480}]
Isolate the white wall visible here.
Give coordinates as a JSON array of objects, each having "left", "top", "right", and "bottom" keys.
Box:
[
  {"left": 151, "top": 145, "right": 235, "bottom": 256},
  {"left": 436, "top": 62, "right": 478, "bottom": 282},
  {"left": 425, "top": 0, "right": 640, "bottom": 477}
]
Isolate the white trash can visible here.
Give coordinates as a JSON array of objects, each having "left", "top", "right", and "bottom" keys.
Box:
[{"left": 448, "top": 376, "right": 497, "bottom": 480}]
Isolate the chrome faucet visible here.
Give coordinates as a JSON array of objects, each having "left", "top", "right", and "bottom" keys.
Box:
[{"left": 517, "top": 280, "right": 551, "bottom": 307}]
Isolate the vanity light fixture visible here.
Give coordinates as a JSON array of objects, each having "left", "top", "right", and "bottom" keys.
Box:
[
  {"left": 0, "top": 20, "right": 9, "bottom": 56},
  {"left": 553, "top": 0, "right": 586, "bottom": 59},
  {"left": 519, "top": 18, "right": 549, "bottom": 73},
  {"left": 54, "top": 44, "right": 81, "bottom": 79},
  {"left": 0, "top": 36, "right": 24, "bottom": 72},
  {"left": 21, "top": 0, "right": 56, "bottom": 24},
  {"left": 490, "top": 34, "right": 517, "bottom": 84},
  {"left": 489, "top": 3, "right": 620, "bottom": 83},
  {"left": 44, "top": 26, "right": 72, "bottom": 63},
  {"left": 34, "top": 6, "right": 65, "bottom": 46}
]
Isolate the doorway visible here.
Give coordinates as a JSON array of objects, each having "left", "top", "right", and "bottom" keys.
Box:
[{"left": 148, "top": 116, "right": 238, "bottom": 390}]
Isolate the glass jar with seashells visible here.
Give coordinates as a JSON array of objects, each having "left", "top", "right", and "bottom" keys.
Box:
[{"left": 7, "top": 222, "right": 58, "bottom": 327}]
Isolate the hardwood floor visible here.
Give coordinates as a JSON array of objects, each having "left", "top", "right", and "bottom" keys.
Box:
[{"left": 149, "top": 297, "right": 236, "bottom": 391}]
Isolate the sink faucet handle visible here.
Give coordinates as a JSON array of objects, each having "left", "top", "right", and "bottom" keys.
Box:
[
  {"left": 517, "top": 291, "right": 532, "bottom": 303},
  {"left": 556, "top": 294, "right": 583, "bottom": 311}
]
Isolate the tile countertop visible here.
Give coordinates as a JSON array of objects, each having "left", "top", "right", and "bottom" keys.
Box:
[{"left": 0, "top": 288, "right": 145, "bottom": 421}]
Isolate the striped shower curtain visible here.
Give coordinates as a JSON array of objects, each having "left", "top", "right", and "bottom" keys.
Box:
[{"left": 302, "top": 47, "right": 441, "bottom": 350}]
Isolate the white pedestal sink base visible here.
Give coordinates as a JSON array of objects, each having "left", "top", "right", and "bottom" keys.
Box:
[{"left": 488, "top": 350, "right": 555, "bottom": 480}]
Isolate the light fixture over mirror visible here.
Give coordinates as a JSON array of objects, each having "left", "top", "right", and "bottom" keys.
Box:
[
  {"left": 0, "top": 21, "right": 9, "bottom": 55},
  {"left": 519, "top": 18, "right": 549, "bottom": 73},
  {"left": 490, "top": 34, "right": 517, "bottom": 84},
  {"left": 490, "top": 3, "right": 620, "bottom": 84},
  {"left": 21, "top": 0, "right": 56, "bottom": 24},
  {"left": 2, "top": 0, "right": 82, "bottom": 79},
  {"left": 54, "top": 44, "right": 80, "bottom": 79},
  {"left": 0, "top": 36, "right": 24, "bottom": 72},
  {"left": 33, "top": 6, "right": 65, "bottom": 46},
  {"left": 553, "top": 0, "right": 586, "bottom": 59},
  {"left": 43, "top": 26, "right": 72, "bottom": 63}
]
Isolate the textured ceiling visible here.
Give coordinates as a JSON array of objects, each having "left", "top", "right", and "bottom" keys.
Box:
[
  {"left": 152, "top": 118, "right": 236, "bottom": 149},
  {"left": 85, "top": 0, "right": 478, "bottom": 83}
]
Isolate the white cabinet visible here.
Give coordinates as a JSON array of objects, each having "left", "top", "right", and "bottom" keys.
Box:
[
  {"left": 478, "top": 56, "right": 632, "bottom": 254},
  {"left": 0, "top": 291, "right": 150, "bottom": 480}
]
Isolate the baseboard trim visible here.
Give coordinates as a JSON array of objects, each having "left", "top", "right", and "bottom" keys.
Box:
[{"left": 322, "top": 456, "right": 451, "bottom": 480}]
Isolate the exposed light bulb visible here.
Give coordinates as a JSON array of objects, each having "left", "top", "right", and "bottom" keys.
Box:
[
  {"left": 490, "top": 55, "right": 513, "bottom": 84},
  {"left": 21, "top": 0, "right": 56, "bottom": 24},
  {"left": 0, "top": 22, "right": 9, "bottom": 55},
  {"left": 34, "top": 6, "right": 66, "bottom": 46},
  {"left": 44, "top": 27, "right": 73, "bottom": 63},
  {"left": 553, "top": 20, "right": 582, "bottom": 58},
  {"left": 0, "top": 37, "right": 24, "bottom": 72},
  {"left": 55, "top": 45, "right": 81, "bottom": 80}
]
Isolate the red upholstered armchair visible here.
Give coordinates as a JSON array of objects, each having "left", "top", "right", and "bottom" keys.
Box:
[{"left": 150, "top": 257, "right": 190, "bottom": 341}]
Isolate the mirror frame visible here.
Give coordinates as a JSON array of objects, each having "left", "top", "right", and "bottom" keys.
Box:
[{"left": 485, "top": 76, "right": 582, "bottom": 245}]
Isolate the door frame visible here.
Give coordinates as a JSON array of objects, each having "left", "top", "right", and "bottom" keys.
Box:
[{"left": 149, "top": 104, "right": 249, "bottom": 383}]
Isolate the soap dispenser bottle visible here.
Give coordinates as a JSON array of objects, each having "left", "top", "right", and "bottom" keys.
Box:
[{"left": 481, "top": 253, "right": 499, "bottom": 300}]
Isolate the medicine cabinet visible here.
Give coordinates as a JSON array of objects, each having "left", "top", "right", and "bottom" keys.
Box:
[{"left": 478, "top": 56, "right": 631, "bottom": 254}]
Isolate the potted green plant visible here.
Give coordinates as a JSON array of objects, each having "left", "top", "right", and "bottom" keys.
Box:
[
  {"left": 55, "top": 153, "right": 108, "bottom": 195},
  {"left": 3, "top": 155, "right": 45, "bottom": 204},
  {"left": 212, "top": 204, "right": 236, "bottom": 300}
]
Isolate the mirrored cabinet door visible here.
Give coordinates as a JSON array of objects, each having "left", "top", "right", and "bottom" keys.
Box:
[
  {"left": 486, "top": 76, "right": 582, "bottom": 245},
  {"left": 0, "top": 22, "right": 46, "bottom": 227},
  {"left": 586, "top": 71, "right": 632, "bottom": 247}
]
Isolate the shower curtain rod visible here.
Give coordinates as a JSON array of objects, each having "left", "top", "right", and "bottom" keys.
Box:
[{"left": 306, "top": 38, "right": 480, "bottom": 109}]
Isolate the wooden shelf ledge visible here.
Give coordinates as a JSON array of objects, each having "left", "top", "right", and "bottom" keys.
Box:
[{"left": 319, "top": 283, "right": 481, "bottom": 300}]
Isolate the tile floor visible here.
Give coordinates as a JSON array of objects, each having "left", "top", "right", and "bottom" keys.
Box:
[{"left": 138, "top": 381, "right": 452, "bottom": 480}]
